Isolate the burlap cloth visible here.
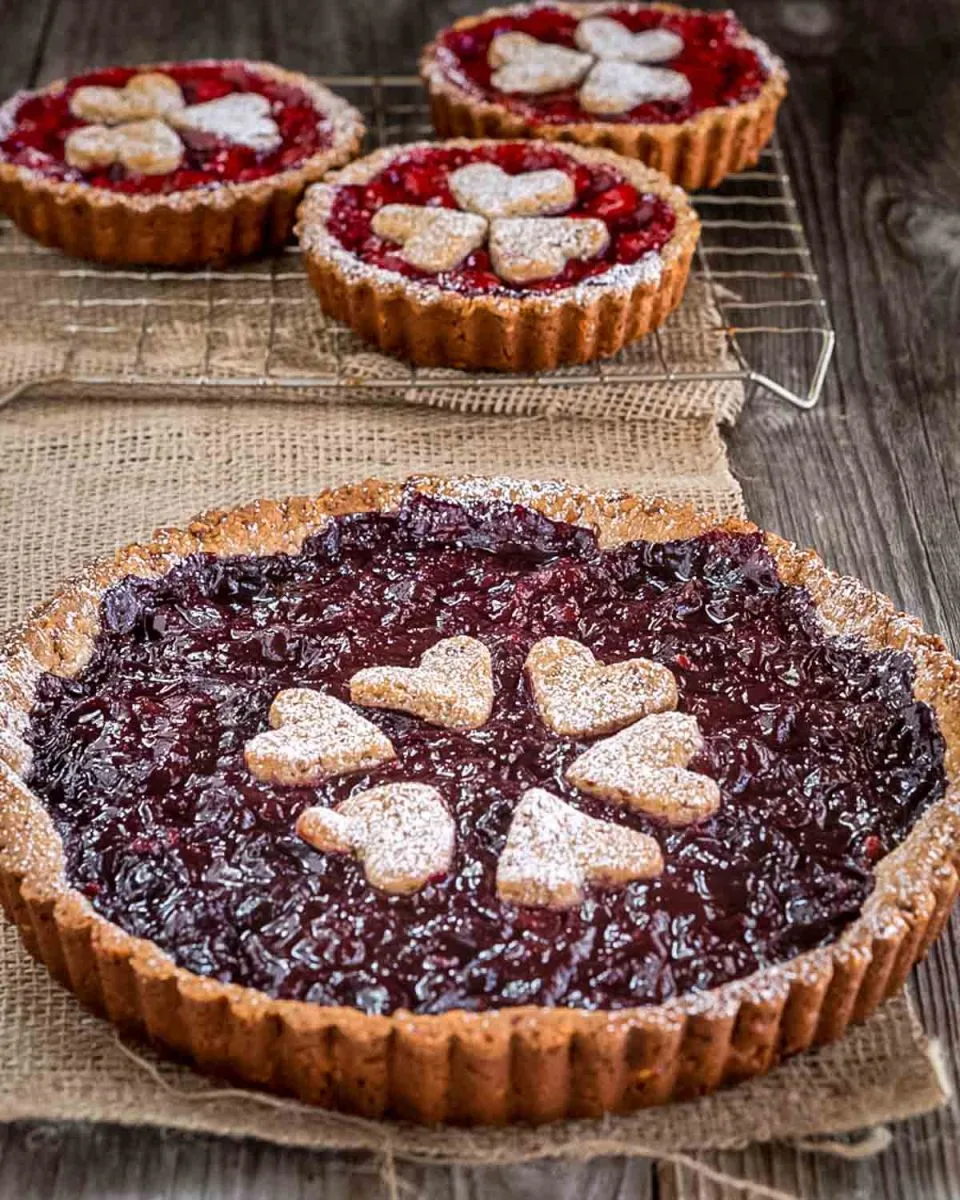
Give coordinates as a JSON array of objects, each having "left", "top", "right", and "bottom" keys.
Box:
[{"left": 0, "top": 227, "right": 950, "bottom": 1176}]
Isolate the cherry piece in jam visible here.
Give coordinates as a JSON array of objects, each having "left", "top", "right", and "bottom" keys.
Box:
[
  {"left": 0, "top": 62, "right": 330, "bottom": 193},
  {"left": 437, "top": 6, "right": 769, "bottom": 125},
  {"left": 25, "top": 494, "right": 946, "bottom": 1015},
  {"left": 327, "top": 142, "right": 677, "bottom": 296}
]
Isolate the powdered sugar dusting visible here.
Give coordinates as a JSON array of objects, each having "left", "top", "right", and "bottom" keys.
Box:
[
  {"left": 244, "top": 687, "right": 395, "bottom": 786},
  {"left": 0, "top": 643, "right": 44, "bottom": 747},
  {"left": 370, "top": 204, "right": 488, "bottom": 273},
  {"left": 350, "top": 635, "right": 494, "bottom": 730},
  {"left": 297, "top": 782, "right": 455, "bottom": 894},
  {"left": 449, "top": 161, "right": 575, "bottom": 218},
  {"left": 744, "top": 32, "right": 785, "bottom": 77},
  {"left": 489, "top": 31, "right": 592, "bottom": 94},
  {"left": 525, "top": 636, "right": 678, "bottom": 737},
  {"left": 567, "top": 711, "right": 721, "bottom": 825},
  {"left": 418, "top": 475, "right": 586, "bottom": 508},
  {"left": 574, "top": 19, "right": 684, "bottom": 64},
  {"left": 496, "top": 787, "right": 663, "bottom": 908},
  {"left": 171, "top": 92, "right": 280, "bottom": 152},
  {"left": 580, "top": 60, "right": 692, "bottom": 115},
  {"left": 0, "top": 91, "right": 25, "bottom": 143},
  {"left": 489, "top": 215, "right": 609, "bottom": 284}
]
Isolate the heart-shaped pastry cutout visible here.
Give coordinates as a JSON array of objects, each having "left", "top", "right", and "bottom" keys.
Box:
[
  {"left": 64, "top": 118, "right": 184, "bottom": 176},
  {"left": 296, "top": 782, "right": 455, "bottom": 894},
  {"left": 488, "top": 216, "right": 608, "bottom": 285},
  {"left": 69, "top": 72, "right": 186, "bottom": 124},
  {"left": 488, "top": 32, "right": 593, "bottom": 94},
  {"left": 496, "top": 787, "right": 662, "bottom": 908},
  {"left": 449, "top": 163, "right": 575, "bottom": 219},
  {"left": 171, "top": 92, "right": 281, "bottom": 151},
  {"left": 370, "top": 205, "right": 489, "bottom": 274},
  {"left": 580, "top": 60, "right": 692, "bottom": 114},
  {"left": 574, "top": 18, "right": 684, "bottom": 64},
  {"left": 350, "top": 635, "right": 494, "bottom": 729},
  {"left": 244, "top": 687, "right": 395, "bottom": 786},
  {"left": 525, "top": 636, "right": 677, "bottom": 737},
  {"left": 567, "top": 711, "right": 721, "bottom": 826}
]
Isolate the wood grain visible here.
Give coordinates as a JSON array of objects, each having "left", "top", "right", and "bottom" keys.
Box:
[
  {"left": 707, "top": 2, "right": 960, "bottom": 1195},
  {"left": 0, "top": 0, "right": 958, "bottom": 1195}
]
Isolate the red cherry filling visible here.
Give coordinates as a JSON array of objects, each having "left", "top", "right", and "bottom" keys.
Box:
[
  {"left": 327, "top": 143, "right": 677, "bottom": 295},
  {"left": 0, "top": 62, "right": 331, "bottom": 193},
  {"left": 582, "top": 182, "right": 639, "bottom": 221},
  {"left": 24, "top": 493, "right": 946, "bottom": 1015},
  {"left": 437, "top": 5, "right": 770, "bottom": 124}
]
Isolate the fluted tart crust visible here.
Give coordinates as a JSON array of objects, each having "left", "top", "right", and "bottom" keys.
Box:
[
  {"left": 0, "top": 475, "right": 957, "bottom": 1124},
  {"left": 420, "top": 2, "right": 788, "bottom": 190},
  {"left": 0, "top": 60, "right": 365, "bottom": 266},
  {"left": 296, "top": 140, "right": 699, "bottom": 372}
]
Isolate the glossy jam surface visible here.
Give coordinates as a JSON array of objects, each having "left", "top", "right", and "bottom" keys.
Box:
[
  {"left": 0, "top": 62, "right": 328, "bottom": 192},
  {"left": 437, "top": 5, "right": 770, "bottom": 124},
  {"left": 26, "top": 495, "right": 945, "bottom": 1015},
  {"left": 329, "top": 142, "right": 676, "bottom": 295}
]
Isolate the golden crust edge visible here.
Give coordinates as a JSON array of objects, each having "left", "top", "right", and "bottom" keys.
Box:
[
  {"left": 0, "top": 474, "right": 957, "bottom": 1124},
  {"left": 418, "top": 1, "right": 789, "bottom": 190},
  {"left": 295, "top": 139, "right": 700, "bottom": 371},
  {"left": 0, "top": 62, "right": 366, "bottom": 265}
]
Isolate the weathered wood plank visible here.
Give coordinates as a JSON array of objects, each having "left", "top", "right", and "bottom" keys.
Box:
[
  {"left": 0, "top": 1122, "right": 656, "bottom": 1200},
  {"left": 678, "top": 2, "right": 960, "bottom": 1193},
  {"left": 0, "top": 0, "right": 59, "bottom": 93},
  {"left": 34, "top": 0, "right": 265, "bottom": 81}
]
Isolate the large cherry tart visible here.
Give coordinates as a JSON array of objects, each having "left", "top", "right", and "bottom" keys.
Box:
[
  {"left": 421, "top": 2, "right": 789, "bottom": 189},
  {"left": 296, "top": 138, "right": 699, "bottom": 372},
  {"left": 1, "top": 476, "right": 958, "bottom": 1124},
  {"left": 0, "top": 60, "right": 365, "bottom": 265}
]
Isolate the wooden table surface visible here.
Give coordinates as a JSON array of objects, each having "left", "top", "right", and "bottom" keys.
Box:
[{"left": 1, "top": 0, "right": 958, "bottom": 1196}]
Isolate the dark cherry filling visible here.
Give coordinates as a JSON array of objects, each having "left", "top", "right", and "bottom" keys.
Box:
[
  {"left": 0, "top": 62, "right": 329, "bottom": 193},
  {"left": 437, "top": 5, "right": 769, "bottom": 124},
  {"left": 329, "top": 143, "right": 677, "bottom": 295},
  {"left": 26, "top": 494, "right": 946, "bottom": 1015}
]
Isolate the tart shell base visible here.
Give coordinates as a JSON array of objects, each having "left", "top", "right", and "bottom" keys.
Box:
[
  {"left": 2, "top": 861, "right": 957, "bottom": 1122},
  {"left": 418, "top": 0, "right": 790, "bottom": 191},
  {"left": 0, "top": 63, "right": 365, "bottom": 267},
  {"left": 0, "top": 173, "right": 311, "bottom": 267},
  {"left": 425, "top": 72, "right": 788, "bottom": 192},
  {"left": 1, "top": 478, "right": 958, "bottom": 1124},
  {"left": 297, "top": 140, "right": 700, "bottom": 373},
  {"left": 303, "top": 232, "right": 695, "bottom": 372}
]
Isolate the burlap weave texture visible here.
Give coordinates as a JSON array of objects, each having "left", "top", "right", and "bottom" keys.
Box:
[{"left": 0, "top": 395, "right": 744, "bottom": 626}]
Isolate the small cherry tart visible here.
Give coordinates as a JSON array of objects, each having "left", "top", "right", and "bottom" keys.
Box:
[
  {"left": 296, "top": 138, "right": 699, "bottom": 372},
  {"left": 421, "top": 2, "right": 789, "bottom": 189},
  {"left": 0, "top": 59, "right": 365, "bottom": 265}
]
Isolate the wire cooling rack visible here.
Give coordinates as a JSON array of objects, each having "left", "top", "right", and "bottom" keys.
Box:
[{"left": 0, "top": 76, "right": 834, "bottom": 410}]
